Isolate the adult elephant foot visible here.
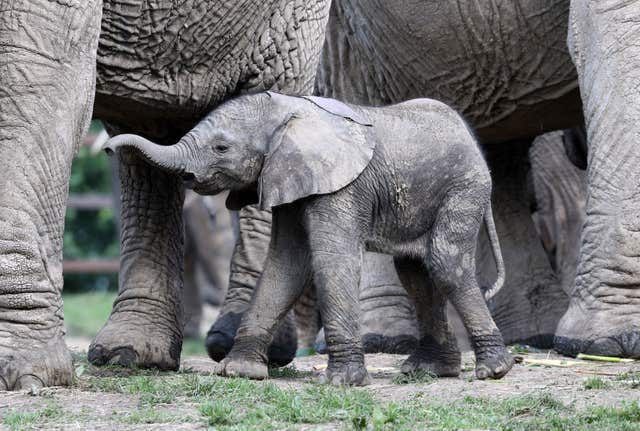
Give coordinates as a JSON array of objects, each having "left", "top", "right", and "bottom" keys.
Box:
[
  {"left": 315, "top": 253, "right": 417, "bottom": 354},
  {"left": 88, "top": 148, "right": 185, "bottom": 371},
  {"left": 88, "top": 310, "right": 182, "bottom": 370},
  {"left": 555, "top": 304, "right": 640, "bottom": 358},
  {"left": 0, "top": 337, "right": 73, "bottom": 390},
  {"left": 359, "top": 253, "right": 418, "bottom": 354},
  {"left": 206, "top": 311, "right": 297, "bottom": 367},
  {"left": 478, "top": 141, "right": 570, "bottom": 348},
  {"left": 552, "top": 0, "right": 640, "bottom": 359},
  {"left": 400, "top": 337, "right": 461, "bottom": 378}
]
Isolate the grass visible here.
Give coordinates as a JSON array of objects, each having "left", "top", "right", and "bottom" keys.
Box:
[
  {"left": 72, "top": 368, "right": 640, "bottom": 431},
  {"left": 583, "top": 377, "right": 609, "bottom": 390},
  {"left": 268, "top": 365, "right": 311, "bottom": 379},
  {"left": 392, "top": 370, "right": 437, "bottom": 385},
  {"left": 48, "top": 292, "right": 640, "bottom": 430},
  {"left": 3, "top": 402, "right": 64, "bottom": 431}
]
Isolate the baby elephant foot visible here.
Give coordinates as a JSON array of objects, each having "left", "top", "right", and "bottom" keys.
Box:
[
  {"left": 400, "top": 337, "right": 461, "bottom": 377},
  {"left": 473, "top": 333, "right": 514, "bottom": 380},
  {"left": 318, "top": 359, "right": 371, "bottom": 386},
  {"left": 215, "top": 356, "right": 268, "bottom": 380}
]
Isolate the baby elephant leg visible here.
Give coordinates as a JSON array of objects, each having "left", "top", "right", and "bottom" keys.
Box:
[
  {"left": 216, "top": 208, "right": 310, "bottom": 379},
  {"left": 306, "top": 213, "right": 369, "bottom": 386},
  {"left": 394, "top": 258, "right": 461, "bottom": 377},
  {"left": 427, "top": 198, "right": 513, "bottom": 380}
]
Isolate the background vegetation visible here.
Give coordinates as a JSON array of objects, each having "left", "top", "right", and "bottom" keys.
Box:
[{"left": 64, "top": 121, "right": 119, "bottom": 293}]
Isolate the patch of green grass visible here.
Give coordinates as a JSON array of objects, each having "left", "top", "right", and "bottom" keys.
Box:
[
  {"left": 584, "top": 377, "right": 609, "bottom": 390},
  {"left": 62, "top": 291, "right": 116, "bottom": 338},
  {"left": 80, "top": 369, "right": 640, "bottom": 431},
  {"left": 3, "top": 402, "right": 63, "bottom": 431},
  {"left": 392, "top": 370, "right": 437, "bottom": 385},
  {"left": 268, "top": 365, "right": 310, "bottom": 379},
  {"left": 199, "top": 400, "right": 235, "bottom": 426}
]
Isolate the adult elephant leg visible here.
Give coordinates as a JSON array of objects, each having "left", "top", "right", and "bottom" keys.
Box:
[
  {"left": 182, "top": 203, "right": 202, "bottom": 339},
  {"left": 359, "top": 253, "right": 418, "bottom": 353},
  {"left": 88, "top": 148, "right": 184, "bottom": 370},
  {"left": 314, "top": 253, "right": 418, "bottom": 354},
  {"left": 555, "top": 1, "right": 640, "bottom": 357},
  {"left": 294, "top": 281, "right": 321, "bottom": 354},
  {"left": 0, "top": 0, "right": 101, "bottom": 389},
  {"left": 206, "top": 205, "right": 297, "bottom": 366},
  {"left": 477, "top": 141, "right": 569, "bottom": 347},
  {"left": 529, "top": 131, "right": 586, "bottom": 296}
]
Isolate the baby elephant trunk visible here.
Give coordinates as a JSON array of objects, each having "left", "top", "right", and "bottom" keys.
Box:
[{"left": 103, "top": 134, "right": 197, "bottom": 179}]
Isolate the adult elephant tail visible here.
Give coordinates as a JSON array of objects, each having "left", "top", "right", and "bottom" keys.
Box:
[{"left": 483, "top": 204, "right": 505, "bottom": 301}]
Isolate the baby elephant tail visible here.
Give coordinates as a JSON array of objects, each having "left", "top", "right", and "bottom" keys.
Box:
[{"left": 483, "top": 204, "right": 505, "bottom": 301}]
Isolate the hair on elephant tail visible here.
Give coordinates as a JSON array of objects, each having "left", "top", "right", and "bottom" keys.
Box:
[{"left": 482, "top": 203, "right": 505, "bottom": 301}]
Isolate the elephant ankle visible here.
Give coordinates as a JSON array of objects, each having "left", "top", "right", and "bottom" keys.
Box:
[
  {"left": 228, "top": 336, "right": 270, "bottom": 365},
  {"left": 326, "top": 343, "right": 365, "bottom": 369},
  {"left": 414, "top": 335, "right": 461, "bottom": 362},
  {"left": 361, "top": 333, "right": 417, "bottom": 354},
  {"left": 471, "top": 331, "right": 508, "bottom": 364}
]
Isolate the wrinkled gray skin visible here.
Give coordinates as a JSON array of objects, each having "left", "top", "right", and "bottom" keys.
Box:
[
  {"left": 86, "top": 0, "right": 331, "bottom": 372},
  {"left": 104, "top": 92, "right": 514, "bottom": 384},
  {"left": 0, "top": 0, "right": 331, "bottom": 389},
  {"left": 212, "top": 0, "right": 640, "bottom": 361},
  {"left": 1, "top": 0, "right": 638, "bottom": 391},
  {"left": 0, "top": 0, "right": 102, "bottom": 390},
  {"left": 530, "top": 131, "right": 587, "bottom": 297}
]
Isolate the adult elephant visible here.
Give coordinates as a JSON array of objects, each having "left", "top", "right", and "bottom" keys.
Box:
[
  {"left": 0, "top": 0, "right": 332, "bottom": 389},
  {"left": 209, "top": 0, "right": 640, "bottom": 361}
]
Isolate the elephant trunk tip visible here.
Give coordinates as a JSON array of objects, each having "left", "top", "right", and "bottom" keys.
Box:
[{"left": 100, "top": 133, "right": 193, "bottom": 177}]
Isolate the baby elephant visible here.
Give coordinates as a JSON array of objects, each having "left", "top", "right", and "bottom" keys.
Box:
[{"left": 104, "top": 92, "right": 513, "bottom": 385}]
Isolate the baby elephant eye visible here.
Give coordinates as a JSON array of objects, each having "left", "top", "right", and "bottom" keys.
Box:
[{"left": 215, "top": 144, "right": 230, "bottom": 153}]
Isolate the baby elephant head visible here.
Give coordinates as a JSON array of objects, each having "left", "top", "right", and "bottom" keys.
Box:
[{"left": 103, "top": 92, "right": 375, "bottom": 210}]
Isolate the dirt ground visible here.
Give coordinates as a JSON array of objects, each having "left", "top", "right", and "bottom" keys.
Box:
[{"left": 1, "top": 343, "right": 639, "bottom": 430}]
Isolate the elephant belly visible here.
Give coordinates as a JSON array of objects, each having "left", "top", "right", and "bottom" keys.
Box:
[
  {"left": 318, "top": 0, "right": 582, "bottom": 143},
  {"left": 95, "top": 0, "right": 330, "bottom": 137}
]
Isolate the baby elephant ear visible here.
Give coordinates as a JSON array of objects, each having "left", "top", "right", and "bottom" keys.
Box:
[{"left": 259, "top": 98, "right": 375, "bottom": 209}]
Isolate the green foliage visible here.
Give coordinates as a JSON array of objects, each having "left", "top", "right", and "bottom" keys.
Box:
[
  {"left": 63, "top": 122, "right": 119, "bottom": 293},
  {"left": 69, "top": 138, "right": 113, "bottom": 194}
]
